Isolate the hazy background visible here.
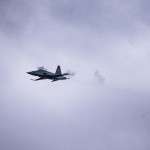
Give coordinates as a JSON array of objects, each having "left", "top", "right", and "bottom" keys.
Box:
[{"left": 0, "top": 0, "right": 150, "bottom": 150}]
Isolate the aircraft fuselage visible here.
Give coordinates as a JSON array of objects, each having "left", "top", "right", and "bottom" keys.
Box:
[{"left": 27, "top": 66, "right": 70, "bottom": 82}]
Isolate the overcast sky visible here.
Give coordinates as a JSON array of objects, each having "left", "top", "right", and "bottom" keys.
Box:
[{"left": 0, "top": 0, "right": 150, "bottom": 150}]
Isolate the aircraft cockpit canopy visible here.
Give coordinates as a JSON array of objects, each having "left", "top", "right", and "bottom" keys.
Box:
[{"left": 37, "top": 67, "right": 47, "bottom": 71}]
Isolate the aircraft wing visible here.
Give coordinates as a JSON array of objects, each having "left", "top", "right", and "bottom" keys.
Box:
[
  {"left": 31, "top": 77, "right": 45, "bottom": 81},
  {"left": 51, "top": 79, "right": 59, "bottom": 82}
]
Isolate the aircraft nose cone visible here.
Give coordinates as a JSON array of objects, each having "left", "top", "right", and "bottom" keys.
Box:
[{"left": 27, "top": 71, "right": 32, "bottom": 75}]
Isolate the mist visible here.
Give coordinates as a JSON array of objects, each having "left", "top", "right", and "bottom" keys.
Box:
[{"left": 0, "top": 0, "right": 150, "bottom": 150}]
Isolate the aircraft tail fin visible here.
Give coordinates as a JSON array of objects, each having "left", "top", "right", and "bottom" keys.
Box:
[{"left": 55, "top": 65, "right": 62, "bottom": 74}]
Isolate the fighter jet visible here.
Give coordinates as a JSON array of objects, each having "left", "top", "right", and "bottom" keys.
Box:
[{"left": 27, "top": 66, "right": 70, "bottom": 82}]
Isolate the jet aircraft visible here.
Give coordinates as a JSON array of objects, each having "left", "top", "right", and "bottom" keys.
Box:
[{"left": 27, "top": 66, "right": 70, "bottom": 82}]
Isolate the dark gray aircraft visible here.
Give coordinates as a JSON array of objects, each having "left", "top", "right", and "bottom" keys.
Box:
[{"left": 27, "top": 66, "right": 70, "bottom": 82}]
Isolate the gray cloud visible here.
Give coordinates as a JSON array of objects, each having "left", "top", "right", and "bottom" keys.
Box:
[
  {"left": 0, "top": 0, "right": 150, "bottom": 150},
  {"left": 0, "top": 0, "right": 33, "bottom": 36}
]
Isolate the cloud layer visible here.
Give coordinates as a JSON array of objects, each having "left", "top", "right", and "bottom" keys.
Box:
[{"left": 0, "top": 0, "right": 150, "bottom": 150}]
